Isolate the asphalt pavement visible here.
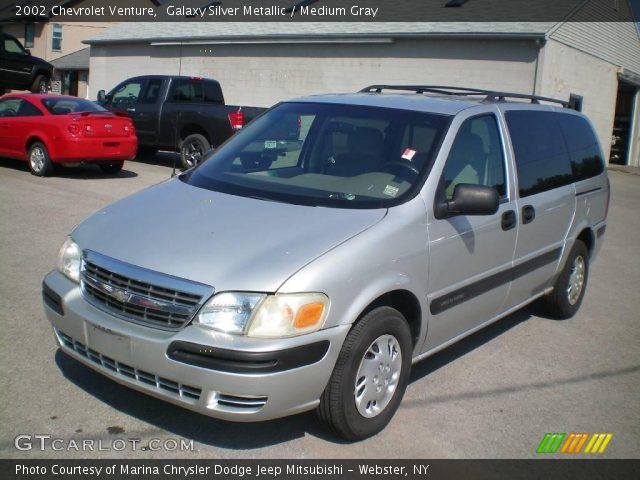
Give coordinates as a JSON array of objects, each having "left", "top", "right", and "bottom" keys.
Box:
[{"left": 0, "top": 156, "right": 638, "bottom": 459}]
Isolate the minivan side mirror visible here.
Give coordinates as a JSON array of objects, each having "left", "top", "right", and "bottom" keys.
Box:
[
  {"left": 435, "top": 183, "right": 499, "bottom": 219},
  {"left": 25, "top": 49, "right": 31, "bottom": 56},
  {"left": 97, "top": 90, "right": 106, "bottom": 103}
]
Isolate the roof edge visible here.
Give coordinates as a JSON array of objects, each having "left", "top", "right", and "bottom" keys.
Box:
[{"left": 84, "top": 31, "right": 547, "bottom": 46}]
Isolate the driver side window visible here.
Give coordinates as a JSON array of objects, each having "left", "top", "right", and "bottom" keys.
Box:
[
  {"left": 111, "top": 81, "right": 143, "bottom": 106},
  {"left": 441, "top": 114, "right": 506, "bottom": 200}
]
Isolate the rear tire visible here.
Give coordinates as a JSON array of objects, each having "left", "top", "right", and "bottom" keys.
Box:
[
  {"left": 28, "top": 142, "right": 54, "bottom": 176},
  {"left": 537, "top": 240, "right": 589, "bottom": 319},
  {"left": 30, "top": 75, "right": 49, "bottom": 93},
  {"left": 99, "top": 162, "right": 124, "bottom": 174},
  {"left": 180, "top": 133, "right": 210, "bottom": 169},
  {"left": 315, "top": 306, "right": 412, "bottom": 440}
]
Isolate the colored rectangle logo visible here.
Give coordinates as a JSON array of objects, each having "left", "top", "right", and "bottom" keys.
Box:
[{"left": 537, "top": 433, "right": 612, "bottom": 454}]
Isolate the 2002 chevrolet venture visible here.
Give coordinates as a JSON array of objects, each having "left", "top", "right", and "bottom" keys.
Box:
[{"left": 43, "top": 85, "right": 609, "bottom": 440}]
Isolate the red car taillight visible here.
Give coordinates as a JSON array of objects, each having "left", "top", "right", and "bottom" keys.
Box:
[
  {"left": 228, "top": 108, "right": 244, "bottom": 131},
  {"left": 67, "top": 123, "right": 80, "bottom": 135}
]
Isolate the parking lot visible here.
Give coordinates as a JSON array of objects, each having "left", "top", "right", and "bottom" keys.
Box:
[{"left": 0, "top": 157, "right": 638, "bottom": 459}]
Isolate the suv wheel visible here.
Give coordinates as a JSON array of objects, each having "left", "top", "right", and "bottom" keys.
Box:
[
  {"left": 315, "top": 306, "right": 412, "bottom": 440},
  {"left": 28, "top": 142, "right": 54, "bottom": 176},
  {"left": 31, "top": 75, "right": 49, "bottom": 93},
  {"left": 537, "top": 240, "right": 589, "bottom": 319},
  {"left": 180, "top": 133, "right": 210, "bottom": 169}
]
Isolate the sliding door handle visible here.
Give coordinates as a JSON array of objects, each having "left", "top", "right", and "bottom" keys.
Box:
[{"left": 522, "top": 205, "right": 535, "bottom": 224}]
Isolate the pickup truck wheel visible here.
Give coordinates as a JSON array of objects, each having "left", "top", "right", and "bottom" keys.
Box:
[
  {"left": 28, "top": 142, "right": 54, "bottom": 176},
  {"left": 315, "top": 306, "right": 412, "bottom": 440},
  {"left": 180, "top": 134, "right": 210, "bottom": 169},
  {"left": 31, "top": 75, "right": 49, "bottom": 93},
  {"left": 536, "top": 240, "right": 589, "bottom": 319},
  {"left": 99, "top": 162, "right": 124, "bottom": 174}
]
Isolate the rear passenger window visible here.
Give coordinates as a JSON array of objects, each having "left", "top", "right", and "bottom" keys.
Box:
[
  {"left": 505, "top": 111, "right": 573, "bottom": 197},
  {"left": 441, "top": 114, "right": 506, "bottom": 200},
  {"left": 556, "top": 113, "right": 604, "bottom": 181}
]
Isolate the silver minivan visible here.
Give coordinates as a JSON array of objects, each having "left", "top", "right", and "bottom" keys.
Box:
[{"left": 43, "top": 86, "right": 609, "bottom": 440}]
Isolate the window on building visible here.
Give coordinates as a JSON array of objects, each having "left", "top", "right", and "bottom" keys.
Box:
[
  {"left": 441, "top": 114, "right": 506, "bottom": 200},
  {"left": 24, "top": 23, "right": 35, "bottom": 48},
  {"left": 51, "top": 24, "right": 62, "bottom": 51}
]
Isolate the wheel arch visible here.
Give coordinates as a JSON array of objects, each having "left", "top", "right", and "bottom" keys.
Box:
[
  {"left": 25, "top": 135, "right": 54, "bottom": 159},
  {"left": 179, "top": 124, "right": 212, "bottom": 146},
  {"left": 355, "top": 289, "right": 423, "bottom": 349}
]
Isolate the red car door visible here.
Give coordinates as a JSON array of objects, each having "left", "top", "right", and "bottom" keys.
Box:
[
  {"left": 0, "top": 97, "right": 23, "bottom": 157},
  {"left": 1, "top": 97, "right": 45, "bottom": 158}
]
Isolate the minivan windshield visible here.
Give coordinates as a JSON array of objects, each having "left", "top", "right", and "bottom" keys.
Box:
[{"left": 183, "top": 102, "right": 450, "bottom": 208}]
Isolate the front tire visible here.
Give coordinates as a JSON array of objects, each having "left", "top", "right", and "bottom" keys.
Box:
[
  {"left": 99, "top": 162, "right": 124, "bottom": 174},
  {"left": 30, "top": 75, "right": 49, "bottom": 93},
  {"left": 537, "top": 240, "right": 589, "bottom": 319},
  {"left": 28, "top": 142, "right": 54, "bottom": 176},
  {"left": 180, "top": 133, "right": 210, "bottom": 169},
  {"left": 315, "top": 306, "right": 412, "bottom": 440}
]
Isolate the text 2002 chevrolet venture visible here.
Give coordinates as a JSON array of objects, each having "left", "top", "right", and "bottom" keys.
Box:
[{"left": 43, "top": 85, "right": 609, "bottom": 440}]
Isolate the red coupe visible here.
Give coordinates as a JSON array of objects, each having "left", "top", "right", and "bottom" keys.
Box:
[{"left": 0, "top": 94, "right": 137, "bottom": 176}]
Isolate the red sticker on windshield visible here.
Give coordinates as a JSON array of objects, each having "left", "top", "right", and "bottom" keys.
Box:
[{"left": 402, "top": 148, "right": 416, "bottom": 161}]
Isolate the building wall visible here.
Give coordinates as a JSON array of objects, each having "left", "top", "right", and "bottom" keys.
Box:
[
  {"left": 549, "top": 0, "right": 640, "bottom": 75},
  {"left": 538, "top": 38, "right": 627, "bottom": 163},
  {"left": 89, "top": 38, "right": 539, "bottom": 107}
]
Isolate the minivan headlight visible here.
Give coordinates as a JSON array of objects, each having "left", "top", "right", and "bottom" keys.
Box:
[
  {"left": 57, "top": 237, "right": 81, "bottom": 283},
  {"left": 194, "top": 292, "right": 329, "bottom": 338}
]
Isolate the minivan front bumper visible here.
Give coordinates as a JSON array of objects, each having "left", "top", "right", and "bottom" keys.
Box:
[{"left": 43, "top": 270, "right": 349, "bottom": 421}]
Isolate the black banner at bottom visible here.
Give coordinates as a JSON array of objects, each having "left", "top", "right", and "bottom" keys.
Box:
[{"left": 2, "top": 459, "right": 639, "bottom": 480}]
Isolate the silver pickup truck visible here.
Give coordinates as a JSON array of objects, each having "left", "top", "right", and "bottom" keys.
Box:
[{"left": 43, "top": 85, "right": 609, "bottom": 440}]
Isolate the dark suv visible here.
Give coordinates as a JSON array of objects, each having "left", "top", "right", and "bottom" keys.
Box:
[{"left": 0, "top": 33, "right": 53, "bottom": 94}]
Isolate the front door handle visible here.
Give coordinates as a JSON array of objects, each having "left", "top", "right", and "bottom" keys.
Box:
[
  {"left": 501, "top": 210, "right": 517, "bottom": 231},
  {"left": 126, "top": 107, "right": 136, "bottom": 113},
  {"left": 522, "top": 205, "right": 535, "bottom": 224}
]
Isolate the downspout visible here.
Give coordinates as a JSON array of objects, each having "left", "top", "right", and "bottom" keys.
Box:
[{"left": 532, "top": 37, "right": 547, "bottom": 96}]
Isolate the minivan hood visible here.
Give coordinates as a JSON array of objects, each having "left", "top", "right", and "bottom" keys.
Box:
[{"left": 72, "top": 179, "right": 386, "bottom": 292}]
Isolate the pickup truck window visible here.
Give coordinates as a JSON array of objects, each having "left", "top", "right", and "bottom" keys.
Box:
[
  {"left": 184, "top": 102, "right": 450, "bottom": 208},
  {"left": 112, "top": 80, "right": 143, "bottom": 106},
  {"left": 4, "top": 37, "right": 26, "bottom": 55},
  {"left": 140, "top": 79, "right": 163, "bottom": 104},
  {"left": 168, "top": 79, "right": 223, "bottom": 104}
]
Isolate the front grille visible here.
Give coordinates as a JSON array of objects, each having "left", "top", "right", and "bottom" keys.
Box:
[
  {"left": 80, "top": 250, "right": 213, "bottom": 331},
  {"left": 57, "top": 329, "right": 202, "bottom": 402}
]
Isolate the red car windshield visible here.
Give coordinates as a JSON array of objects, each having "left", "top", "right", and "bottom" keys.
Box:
[{"left": 41, "top": 98, "right": 107, "bottom": 115}]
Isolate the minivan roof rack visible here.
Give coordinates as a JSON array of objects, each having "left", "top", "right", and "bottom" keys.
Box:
[{"left": 360, "top": 85, "right": 570, "bottom": 108}]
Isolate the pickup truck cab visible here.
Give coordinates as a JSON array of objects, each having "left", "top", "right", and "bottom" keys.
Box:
[
  {"left": 44, "top": 86, "right": 609, "bottom": 440},
  {"left": 0, "top": 33, "right": 53, "bottom": 94},
  {"left": 97, "top": 75, "right": 265, "bottom": 169}
]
